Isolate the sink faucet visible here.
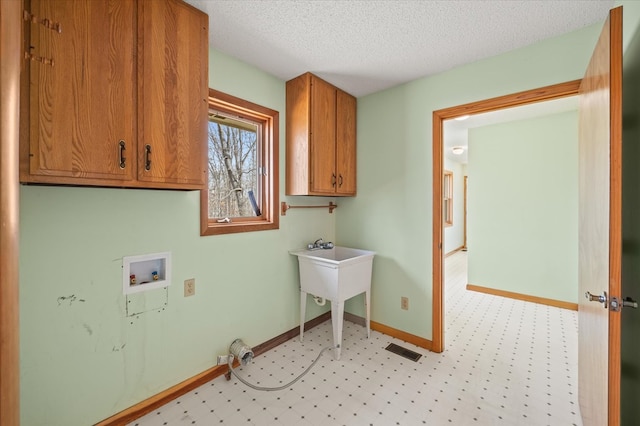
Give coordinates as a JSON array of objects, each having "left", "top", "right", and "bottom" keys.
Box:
[
  {"left": 307, "top": 238, "right": 334, "bottom": 250},
  {"left": 307, "top": 238, "right": 323, "bottom": 249}
]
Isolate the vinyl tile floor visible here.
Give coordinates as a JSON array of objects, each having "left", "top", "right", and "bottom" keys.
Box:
[{"left": 130, "top": 251, "right": 581, "bottom": 425}]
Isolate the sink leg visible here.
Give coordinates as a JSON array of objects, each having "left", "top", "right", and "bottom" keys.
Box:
[
  {"left": 331, "top": 300, "right": 343, "bottom": 360},
  {"left": 300, "top": 291, "right": 307, "bottom": 342},
  {"left": 365, "top": 290, "right": 371, "bottom": 339}
]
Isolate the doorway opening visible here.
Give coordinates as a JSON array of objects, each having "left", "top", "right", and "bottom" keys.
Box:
[{"left": 431, "top": 79, "right": 581, "bottom": 353}]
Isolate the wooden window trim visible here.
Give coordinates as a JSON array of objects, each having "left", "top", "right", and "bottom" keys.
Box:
[{"left": 200, "top": 89, "right": 279, "bottom": 236}]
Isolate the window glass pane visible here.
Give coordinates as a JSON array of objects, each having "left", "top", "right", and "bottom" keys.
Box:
[
  {"left": 444, "top": 170, "right": 453, "bottom": 225},
  {"left": 201, "top": 89, "right": 279, "bottom": 236},
  {"left": 207, "top": 114, "right": 260, "bottom": 219}
]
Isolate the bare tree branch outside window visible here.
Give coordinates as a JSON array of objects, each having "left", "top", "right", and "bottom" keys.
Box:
[{"left": 207, "top": 116, "right": 259, "bottom": 218}]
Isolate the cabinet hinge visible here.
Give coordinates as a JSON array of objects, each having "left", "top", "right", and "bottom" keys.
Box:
[
  {"left": 24, "top": 51, "right": 54, "bottom": 67},
  {"left": 24, "top": 10, "right": 62, "bottom": 33}
]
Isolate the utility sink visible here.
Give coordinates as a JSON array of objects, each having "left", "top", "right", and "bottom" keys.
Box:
[{"left": 290, "top": 246, "right": 375, "bottom": 360}]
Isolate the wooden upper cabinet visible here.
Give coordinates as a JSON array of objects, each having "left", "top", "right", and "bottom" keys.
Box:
[
  {"left": 137, "top": 0, "right": 208, "bottom": 187},
  {"left": 20, "top": 0, "right": 208, "bottom": 190},
  {"left": 286, "top": 72, "right": 357, "bottom": 196},
  {"left": 24, "top": 0, "right": 136, "bottom": 183}
]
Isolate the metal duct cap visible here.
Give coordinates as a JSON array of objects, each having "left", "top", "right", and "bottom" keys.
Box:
[{"left": 229, "top": 338, "right": 254, "bottom": 366}]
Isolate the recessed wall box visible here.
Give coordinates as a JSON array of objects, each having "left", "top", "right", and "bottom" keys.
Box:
[{"left": 123, "top": 252, "right": 171, "bottom": 295}]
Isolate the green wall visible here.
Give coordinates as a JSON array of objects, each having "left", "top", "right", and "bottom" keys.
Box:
[
  {"left": 340, "top": 23, "right": 601, "bottom": 334},
  {"left": 19, "top": 50, "right": 335, "bottom": 425},
  {"left": 621, "top": 1, "right": 640, "bottom": 51},
  {"left": 467, "top": 111, "right": 579, "bottom": 303},
  {"left": 342, "top": 0, "right": 640, "bottom": 343},
  {"left": 19, "top": 2, "right": 640, "bottom": 424}
]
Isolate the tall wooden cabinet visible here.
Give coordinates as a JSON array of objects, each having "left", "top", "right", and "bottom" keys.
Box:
[
  {"left": 20, "top": 0, "right": 208, "bottom": 190},
  {"left": 286, "top": 72, "right": 357, "bottom": 196}
]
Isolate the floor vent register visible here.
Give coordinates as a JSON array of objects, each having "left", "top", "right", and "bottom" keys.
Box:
[{"left": 385, "top": 343, "right": 422, "bottom": 362}]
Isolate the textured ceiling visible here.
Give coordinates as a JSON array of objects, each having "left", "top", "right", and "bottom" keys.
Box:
[{"left": 185, "top": 0, "right": 613, "bottom": 97}]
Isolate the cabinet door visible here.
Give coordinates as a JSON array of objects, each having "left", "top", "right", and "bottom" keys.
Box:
[
  {"left": 26, "top": 0, "right": 136, "bottom": 183},
  {"left": 336, "top": 90, "right": 356, "bottom": 195},
  {"left": 285, "top": 73, "right": 312, "bottom": 195},
  {"left": 138, "top": 0, "right": 208, "bottom": 188},
  {"left": 309, "top": 75, "right": 336, "bottom": 194}
]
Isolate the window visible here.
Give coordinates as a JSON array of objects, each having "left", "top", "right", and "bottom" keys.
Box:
[
  {"left": 443, "top": 170, "right": 453, "bottom": 227},
  {"left": 200, "top": 89, "right": 279, "bottom": 235}
]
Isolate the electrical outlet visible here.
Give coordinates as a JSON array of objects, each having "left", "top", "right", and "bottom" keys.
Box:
[
  {"left": 401, "top": 296, "right": 409, "bottom": 310},
  {"left": 217, "top": 355, "right": 229, "bottom": 365},
  {"left": 184, "top": 278, "right": 195, "bottom": 297}
]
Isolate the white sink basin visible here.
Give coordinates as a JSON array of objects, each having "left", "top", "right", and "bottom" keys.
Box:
[
  {"left": 290, "top": 246, "right": 375, "bottom": 360},
  {"left": 290, "top": 246, "right": 375, "bottom": 264}
]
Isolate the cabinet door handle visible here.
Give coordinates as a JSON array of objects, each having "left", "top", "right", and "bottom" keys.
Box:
[
  {"left": 332, "top": 173, "right": 336, "bottom": 187},
  {"left": 145, "top": 145, "right": 152, "bottom": 171},
  {"left": 119, "top": 140, "right": 126, "bottom": 169},
  {"left": 338, "top": 174, "right": 343, "bottom": 187}
]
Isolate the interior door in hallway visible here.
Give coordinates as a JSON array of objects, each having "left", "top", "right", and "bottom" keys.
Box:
[{"left": 578, "top": 6, "right": 622, "bottom": 426}]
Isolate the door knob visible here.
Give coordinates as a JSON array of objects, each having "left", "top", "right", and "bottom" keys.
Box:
[
  {"left": 623, "top": 297, "right": 638, "bottom": 309},
  {"left": 585, "top": 291, "right": 608, "bottom": 307}
]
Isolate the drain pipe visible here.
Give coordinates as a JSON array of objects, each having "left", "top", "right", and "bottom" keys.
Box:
[{"left": 313, "top": 296, "right": 326, "bottom": 306}]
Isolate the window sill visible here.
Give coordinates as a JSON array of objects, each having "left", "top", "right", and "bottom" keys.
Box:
[{"left": 200, "top": 219, "right": 279, "bottom": 236}]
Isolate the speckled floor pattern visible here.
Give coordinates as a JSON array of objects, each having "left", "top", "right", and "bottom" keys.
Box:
[{"left": 130, "top": 250, "right": 581, "bottom": 425}]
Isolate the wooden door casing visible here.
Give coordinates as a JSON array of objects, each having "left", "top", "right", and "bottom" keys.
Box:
[
  {"left": 577, "top": 6, "right": 622, "bottom": 426},
  {"left": 431, "top": 79, "right": 582, "bottom": 353},
  {"left": 1, "top": 1, "right": 22, "bottom": 423}
]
